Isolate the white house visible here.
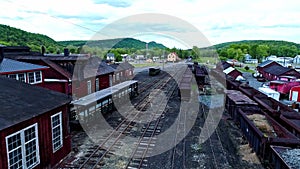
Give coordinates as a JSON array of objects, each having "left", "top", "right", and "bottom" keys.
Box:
[{"left": 294, "top": 55, "right": 300, "bottom": 64}]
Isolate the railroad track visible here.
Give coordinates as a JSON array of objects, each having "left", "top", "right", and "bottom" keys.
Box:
[
  {"left": 56, "top": 64, "right": 186, "bottom": 169},
  {"left": 199, "top": 103, "right": 230, "bottom": 169},
  {"left": 125, "top": 74, "right": 180, "bottom": 169},
  {"left": 170, "top": 102, "right": 188, "bottom": 169}
]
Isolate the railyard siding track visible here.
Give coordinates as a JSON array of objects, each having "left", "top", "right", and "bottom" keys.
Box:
[
  {"left": 56, "top": 65, "right": 184, "bottom": 169},
  {"left": 57, "top": 64, "right": 266, "bottom": 169}
]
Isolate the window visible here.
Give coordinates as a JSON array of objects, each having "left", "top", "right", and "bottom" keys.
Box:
[
  {"left": 18, "top": 73, "right": 26, "bottom": 83},
  {"left": 7, "top": 73, "right": 27, "bottom": 83},
  {"left": 95, "top": 78, "right": 99, "bottom": 92},
  {"left": 87, "top": 80, "right": 92, "bottom": 94},
  {"left": 116, "top": 73, "right": 120, "bottom": 81},
  {"left": 51, "top": 112, "right": 63, "bottom": 152},
  {"left": 8, "top": 74, "right": 17, "bottom": 80},
  {"left": 28, "top": 71, "right": 42, "bottom": 84},
  {"left": 6, "top": 124, "right": 40, "bottom": 169}
]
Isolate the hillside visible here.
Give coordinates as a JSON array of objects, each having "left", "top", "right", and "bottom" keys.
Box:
[
  {"left": 209, "top": 40, "right": 300, "bottom": 62},
  {"left": 213, "top": 40, "right": 300, "bottom": 49},
  {"left": 0, "top": 24, "right": 61, "bottom": 52},
  {"left": 58, "top": 38, "right": 167, "bottom": 49}
]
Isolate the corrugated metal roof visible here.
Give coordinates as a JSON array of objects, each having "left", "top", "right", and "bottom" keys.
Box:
[
  {"left": 264, "top": 65, "right": 291, "bottom": 76},
  {"left": 72, "top": 80, "right": 137, "bottom": 106},
  {"left": 0, "top": 76, "right": 71, "bottom": 130},
  {"left": 223, "top": 67, "right": 235, "bottom": 74},
  {"left": 0, "top": 58, "right": 48, "bottom": 73}
]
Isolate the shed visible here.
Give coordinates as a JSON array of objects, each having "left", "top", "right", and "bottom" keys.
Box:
[
  {"left": 290, "top": 86, "right": 300, "bottom": 102},
  {"left": 0, "top": 76, "right": 71, "bottom": 168},
  {"left": 223, "top": 67, "right": 243, "bottom": 80},
  {"left": 263, "top": 65, "right": 300, "bottom": 80}
]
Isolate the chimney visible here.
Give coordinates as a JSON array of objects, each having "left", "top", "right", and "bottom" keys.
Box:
[
  {"left": 64, "top": 48, "right": 69, "bottom": 56},
  {"left": 0, "top": 46, "right": 4, "bottom": 64},
  {"left": 41, "top": 46, "right": 45, "bottom": 56}
]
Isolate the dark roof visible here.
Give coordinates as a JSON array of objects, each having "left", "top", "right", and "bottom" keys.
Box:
[
  {"left": 264, "top": 65, "right": 291, "bottom": 76},
  {"left": 5, "top": 54, "right": 90, "bottom": 61},
  {"left": 0, "top": 76, "right": 71, "bottom": 130},
  {"left": 109, "top": 62, "right": 134, "bottom": 72},
  {"left": 257, "top": 60, "right": 276, "bottom": 68},
  {"left": 82, "top": 57, "right": 115, "bottom": 79},
  {"left": 0, "top": 58, "right": 48, "bottom": 74},
  {"left": 41, "top": 59, "right": 72, "bottom": 79},
  {"left": 216, "top": 61, "right": 231, "bottom": 70}
]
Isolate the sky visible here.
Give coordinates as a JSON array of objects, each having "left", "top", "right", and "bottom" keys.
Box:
[{"left": 0, "top": 0, "right": 300, "bottom": 49}]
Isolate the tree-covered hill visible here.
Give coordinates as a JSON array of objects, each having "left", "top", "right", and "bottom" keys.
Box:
[
  {"left": 58, "top": 38, "right": 166, "bottom": 49},
  {"left": 0, "top": 24, "right": 62, "bottom": 52},
  {"left": 211, "top": 40, "right": 300, "bottom": 62},
  {"left": 213, "top": 40, "right": 300, "bottom": 49}
]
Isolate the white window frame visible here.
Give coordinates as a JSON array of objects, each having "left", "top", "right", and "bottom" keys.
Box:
[
  {"left": 7, "top": 73, "right": 27, "bottom": 83},
  {"left": 51, "top": 112, "right": 63, "bottom": 152},
  {"left": 28, "top": 71, "right": 42, "bottom": 84},
  {"left": 95, "top": 78, "right": 99, "bottom": 92},
  {"left": 116, "top": 73, "right": 120, "bottom": 81},
  {"left": 87, "top": 80, "right": 92, "bottom": 94},
  {"left": 6, "top": 123, "right": 40, "bottom": 169}
]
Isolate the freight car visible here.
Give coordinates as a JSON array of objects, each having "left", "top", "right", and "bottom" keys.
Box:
[
  {"left": 71, "top": 80, "right": 138, "bottom": 124},
  {"left": 149, "top": 67, "right": 161, "bottom": 76},
  {"left": 178, "top": 67, "right": 193, "bottom": 101},
  {"left": 270, "top": 145, "right": 300, "bottom": 169},
  {"left": 238, "top": 108, "right": 300, "bottom": 162},
  {"left": 280, "top": 113, "right": 300, "bottom": 138},
  {"left": 225, "top": 90, "right": 259, "bottom": 122}
]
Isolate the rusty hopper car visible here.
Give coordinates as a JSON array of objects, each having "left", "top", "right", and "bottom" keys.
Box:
[
  {"left": 238, "top": 108, "right": 300, "bottom": 162},
  {"left": 270, "top": 145, "right": 300, "bottom": 169},
  {"left": 225, "top": 90, "right": 259, "bottom": 123},
  {"left": 280, "top": 113, "right": 300, "bottom": 139}
]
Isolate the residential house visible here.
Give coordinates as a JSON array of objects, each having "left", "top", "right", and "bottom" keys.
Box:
[{"left": 167, "top": 52, "right": 180, "bottom": 62}]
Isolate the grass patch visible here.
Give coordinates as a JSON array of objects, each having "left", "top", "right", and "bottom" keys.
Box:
[
  {"left": 194, "top": 57, "right": 220, "bottom": 64},
  {"left": 235, "top": 67, "right": 255, "bottom": 73}
]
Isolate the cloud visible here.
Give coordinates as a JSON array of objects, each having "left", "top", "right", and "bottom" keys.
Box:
[
  {"left": 1, "top": 0, "right": 300, "bottom": 47},
  {"left": 92, "top": 0, "right": 133, "bottom": 8}
]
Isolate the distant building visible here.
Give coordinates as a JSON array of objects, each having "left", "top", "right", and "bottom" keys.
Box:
[
  {"left": 244, "top": 54, "right": 258, "bottom": 64},
  {"left": 265, "top": 55, "right": 293, "bottom": 67},
  {"left": 294, "top": 55, "right": 300, "bottom": 64},
  {"left": 136, "top": 55, "right": 145, "bottom": 60},
  {"left": 167, "top": 52, "right": 180, "bottom": 62},
  {"left": 106, "top": 53, "right": 115, "bottom": 61}
]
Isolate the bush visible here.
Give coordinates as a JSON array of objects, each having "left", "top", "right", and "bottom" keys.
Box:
[{"left": 245, "top": 66, "right": 249, "bottom": 70}]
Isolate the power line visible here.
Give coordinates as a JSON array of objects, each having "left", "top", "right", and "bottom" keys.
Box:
[{"left": 3, "top": 0, "right": 99, "bottom": 33}]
